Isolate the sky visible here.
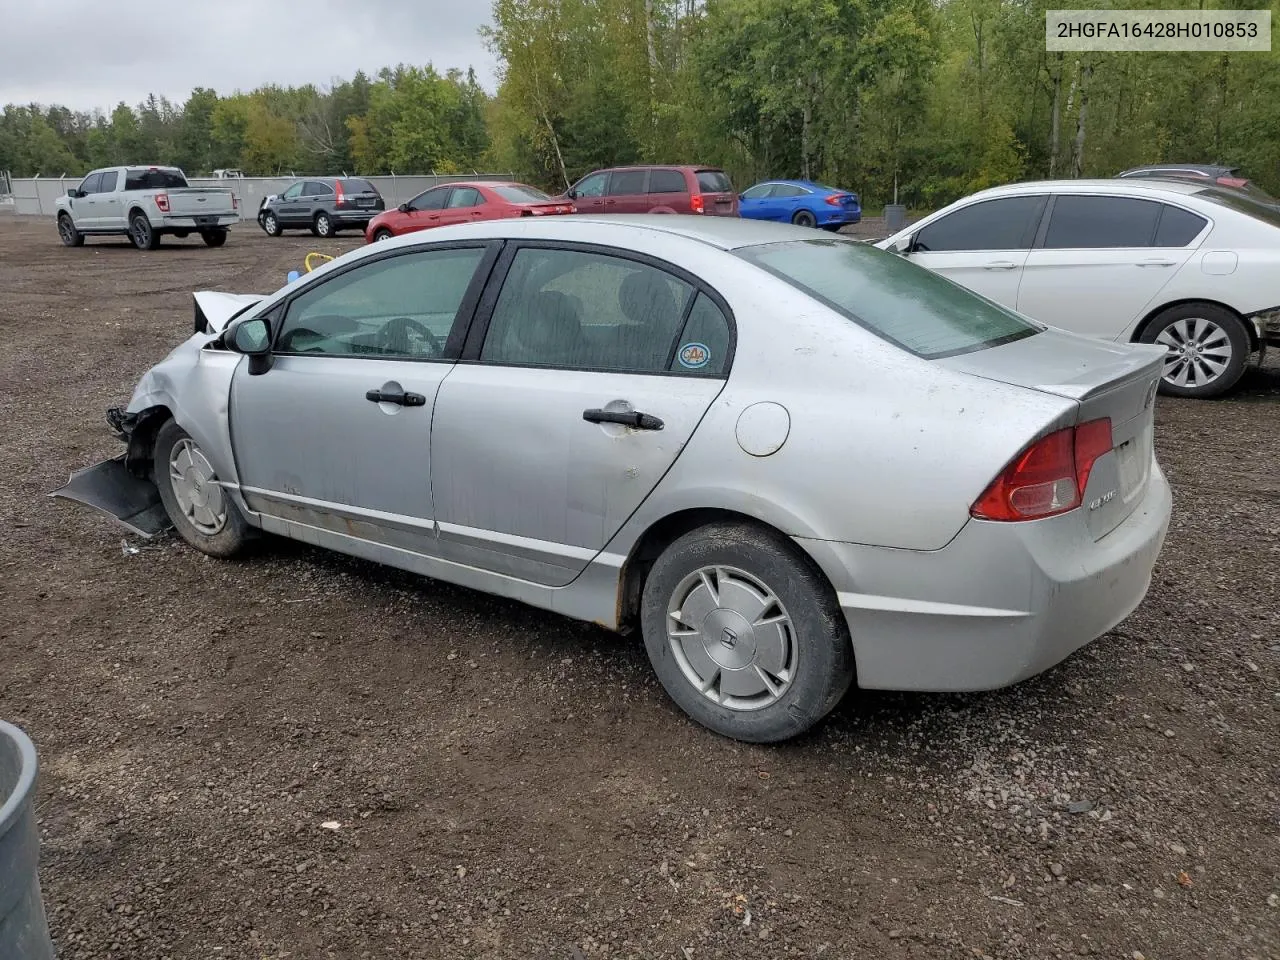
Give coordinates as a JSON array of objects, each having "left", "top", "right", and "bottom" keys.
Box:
[{"left": 0, "top": 0, "right": 500, "bottom": 113}]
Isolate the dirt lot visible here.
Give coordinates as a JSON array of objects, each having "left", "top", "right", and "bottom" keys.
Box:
[{"left": 1, "top": 211, "right": 1277, "bottom": 960}]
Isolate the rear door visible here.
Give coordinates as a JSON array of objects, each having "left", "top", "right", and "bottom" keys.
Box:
[
  {"left": 1017, "top": 195, "right": 1202, "bottom": 339},
  {"left": 305, "top": 180, "right": 334, "bottom": 222},
  {"left": 96, "top": 170, "right": 123, "bottom": 229},
  {"left": 229, "top": 242, "right": 497, "bottom": 553},
  {"left": 695, "top": 169, "right": 738, "bottom": 216},
  {"left": 439, "top": 186, "right": 486, "bottom": 226},
  {"left": 647, "top": 168, "right": 691, "bottom": 213},
  {"left": 605, "top": 169, "right": 649, "bottom": 213},
  {"left": 904, "top": 195, "right": 1048, "bottom": 310},
  {"left": 768, "top": 183, "right": 810, "bottom": 221},
  {"left": 430, "top": 243, "right": 734, "bottom": 586}
]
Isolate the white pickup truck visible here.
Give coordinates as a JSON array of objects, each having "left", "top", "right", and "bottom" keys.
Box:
[{"left": 54, "top": 166, "right": 238, "bottom": 250}]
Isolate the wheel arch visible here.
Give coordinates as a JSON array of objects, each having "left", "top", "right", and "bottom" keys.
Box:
[
  {"left": 127, "top": 205, "right": 150, "bottom": 223},
  {"left": 614, "top": 507, "right": 840, "bottom": 632},
  {"left": 1132, "top": 298, "right": 1258, "bottom": 351},
  {"left": 123, "top": 404, "right": 174, "bottom": 476}
]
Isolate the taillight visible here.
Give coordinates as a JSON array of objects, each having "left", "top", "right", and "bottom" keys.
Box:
[
  {"left": 825, "top": 194, "right": 845, "bottom": 206},
  {"left": 232, "top": 195, "right": 239, "bottom": 211},
  {"left": 334, "top": 181, "right": 346, "bottom": 207},
  {"left": 155, "top": 193, "right": 170, "bottom": 213},
  {"left": 971, "top": 418, "right": 1113, "bottom": 522},
  {"left": 690, "top": 194, "right": 705, "bottom": 214}
]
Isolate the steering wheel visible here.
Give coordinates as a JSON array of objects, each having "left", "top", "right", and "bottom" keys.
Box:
[
  {"left": 380, "top": 316, "right": 442, "bottom": 357},
  {"left": 278, "top": 326, "right": 329, "bottom": 353}
]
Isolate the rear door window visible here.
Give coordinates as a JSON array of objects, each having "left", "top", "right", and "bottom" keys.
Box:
[
  {"left": 1043, "top": 196, "right": 1161, "bottom": 248},
  {"left": 648, "top": 169, "right": 687, "bottom": 194},
  {"left": 447, "top": 187, "right": 483, "bottom": 208},
  {"left": 696, "top": 170, "right": 732, "bottom": 193},
  {"left": 738, "top": 238, "right": 1037, "bottom": 359},
  {"left": 608, "top": 170, "right": 647, "bottom": 196},
  {"left": 773, "top": 184, "right": 808, "bottom": 198},
  {"left": 98, "top": 170, "right": 118, "bottom": 192},
  {"left": 1154, "top": 205, "right": 1208, "bottom": 246},
  {"left": 914, "top": 196, "right": 1047, "bottom": 252}
]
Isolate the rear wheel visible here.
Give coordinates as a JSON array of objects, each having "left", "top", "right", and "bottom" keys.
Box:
[
  {"left": 313, "top": 212, "right": 334, "bottom": 238},
  {"left": 57, "top": 214, "right": 84, "bottom": 247},
  {"left": 260, "top": 211, "right": 282, "bottom": 236},
  {"left": 152, "top": 420, "right": 253, "bottom": 558},
  {"left": 1139, "top": 302, "right": 1250, "bottom": 398},
  {"left": 792, "top": 209, "right": 817, "bottom": 228},
  {"left": 640, "top": 522, "right": 854, "bottom": 743},
  {"left": 200, "top": 228, "right": 228, "bottom": 247},
  {"left": 129, "top": 213, "right": 160, "bottom": 250}
]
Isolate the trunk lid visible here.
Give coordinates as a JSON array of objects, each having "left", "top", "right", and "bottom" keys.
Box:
[
  {"left": 167, "top": 188, "right": 236, "bottom": 217},
  {"left": 937, "top": 330, "right": 1165, "bottom": 539}
]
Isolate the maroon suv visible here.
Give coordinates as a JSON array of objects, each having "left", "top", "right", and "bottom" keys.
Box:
[{"left": 560, "top": 165, "right": 739, "bottom": 217}]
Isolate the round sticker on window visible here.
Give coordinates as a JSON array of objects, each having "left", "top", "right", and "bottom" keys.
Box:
[{"left": 678, "top": 342, "right": 711, "bottom": 369}]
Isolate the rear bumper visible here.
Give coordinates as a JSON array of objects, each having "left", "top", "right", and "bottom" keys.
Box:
[
  {"left": 159, "top": 215, "right": 237, "bottom": 230},
  {"left": 819, "top": 208, "right": 861, "bottom": 225},
  {"left": 798, "top": 459, "right": 1172, "bottom": 692},
  {"left": 333, "top": 209, "right": 380, "bottom": 226}
]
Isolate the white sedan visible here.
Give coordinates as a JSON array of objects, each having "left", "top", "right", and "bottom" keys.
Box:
[{"left": 877, "top": 179, "right": 1280, "bottom": 398}]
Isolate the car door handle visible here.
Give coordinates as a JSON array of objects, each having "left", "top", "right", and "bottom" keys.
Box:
[
  {"left": 982, "top": 260, "right": 1019, "bottom": 270},
  {"left": 366, "top": 388, "right": 426, "bottom": 407},
  {"left": 1137, "top": 259, "right": 1176, "bottom": 267},
  {"left": 583, "top": 408, "right": 664, "bottom": 430}
]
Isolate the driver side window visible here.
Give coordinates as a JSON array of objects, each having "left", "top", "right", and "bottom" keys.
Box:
[
  {"left": 274, "top": 247, "right": 488, "bottom": 359},
  {"left": 574, "top": 173, "right": 608, "bottom": 198},
  {"left": 282, "top": 183, "right": 304, "bottom": 200}
]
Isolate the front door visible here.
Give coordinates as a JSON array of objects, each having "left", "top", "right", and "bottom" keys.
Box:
[
  {"left": 1016, "top": 195, "right": 1200, "bottom": 339},
  {"left": 276, "top": 182, "right": 306, "bottom": 225},
  {"left": 229, "top": 243, "right": 495, "bottom": 553},
  {"left": 904, "top": 194, "right": 1049, "bottom": 311},
  {"left": 570, "top": 172, "right": 610, "bottom": 214},
  {"left": 73, "top": 172, "right": 103, "bottom": 229},
  {"left": 400, "top": 185, "right": 449, "bottom": 233},
  {"left": 430, "top": 244, "right": 734, "bottom": 586}
]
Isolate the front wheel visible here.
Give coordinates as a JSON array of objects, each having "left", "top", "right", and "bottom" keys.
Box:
[
  {"left": 152, "top": 420, "right": 253, "bottom": 558},
  {"left": 129, "top": 213, "right": 160, "bottom": 250},
  {"left": 1139, "top": 303, "right": 1250, "bottom": 398},
  {"left": 640, "top": 523, "right": 854, "bottom": 743},
  {"left": 792, "top": 209, "right": 818, "bottom": 228},
  {"left": 260, "top": 211, "right": 282, "bottom": 236},
  {"left": 371, "top": 228, "right": 394, "bottom": 242},
  {"left": 57, "top": 214, "right": 84, "bottom": 247},
  {"left": 200, "top": 228, "right": 228, "bottom": 247}
]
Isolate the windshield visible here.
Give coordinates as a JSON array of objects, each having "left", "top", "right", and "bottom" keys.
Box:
[
  {"left": 1194, "top": 186, "right": 1280, "bottom": 228},
  {"left": 493, "top": 185, "right": 553, "bottom": 203},
  {"left": 737, "top": 239, "right": 1039, "bottom": 359}
]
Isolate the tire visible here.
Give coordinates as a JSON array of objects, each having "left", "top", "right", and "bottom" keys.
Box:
[
  {"left": 129, "top": 213, "right": 160, "bottom": 250},
  {"left": 261, "top": 211, "right": 282, "bottom": 237},
  {"left": 152, "top": 420, "right": 253, "bottom": 559},
  {"left": 313, "top": 212, "right": 333, "bottom": 238},
  {"left": 1138, "top": 302, "right": 1250, "bottom": 399},
  {"left": 57, "top": 214, "right": 84, "bottom": 247},
  {"left": 792, "top": 209, "right": 818, "bottom": 228},
  {"left": 640, "top": 522, "right": 855, "bottom": 743},
  {"left": 200, "top": 228, "right": 228, "bottom": 248},
  {"left": 372, "top": 228, "right": 394, "bottom": 242}
]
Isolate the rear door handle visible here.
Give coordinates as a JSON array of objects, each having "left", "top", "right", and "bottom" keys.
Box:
[
  {"left": 982, "top": 260, "right": 1018, "bottom": 271},
  {"left": 1137, "top": 259, "right": 1176, "bottom": 267},
  {"left": 583, "top": 408, "right": 664, "bottom": 430},
  {"left": 366, "top": 388, "right": 426, "bottom": 407}
]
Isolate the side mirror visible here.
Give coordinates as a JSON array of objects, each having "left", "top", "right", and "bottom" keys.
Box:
[
  {"left": 397, "top": 202, "right": 410, "bottom": 214},
  {"left": 566, "top": 188, "right": 578, "bottom": 200},
  {"left": 891, "top": 234, "right": 914, "bottom": 255},
  {"left": 224, "top": 316, "right": 274, "bottom": 375},
  {"left": 67, "top": 189, "right": 81, "bottom": 198}
]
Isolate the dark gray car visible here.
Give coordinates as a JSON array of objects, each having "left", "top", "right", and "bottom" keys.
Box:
[{"left": 258, "top": 177, "right": 385, "bottom": 238}]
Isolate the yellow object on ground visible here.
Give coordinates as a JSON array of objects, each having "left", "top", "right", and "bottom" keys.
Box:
[{"left": 304, "top": 252, "right": 335, "bottom": 273}]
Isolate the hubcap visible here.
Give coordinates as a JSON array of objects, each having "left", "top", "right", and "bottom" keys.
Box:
[
  {"left": 666, "top": 565, "right": 797, "bottom": 710},
  {"left": 169, "top": 438, "right": 227, "bottom": 535},
  {"left": 1155, "top": 317, "right": 1231, "bottom": 389}
]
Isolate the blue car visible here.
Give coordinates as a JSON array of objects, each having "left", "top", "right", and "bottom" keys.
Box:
[{"left": 738, "top": 179, "right": 862, "bottom": 230}]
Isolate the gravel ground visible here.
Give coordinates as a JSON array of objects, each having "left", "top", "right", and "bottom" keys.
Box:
[{"left": 0, "top": 212, "right": 1277, "bottom": 960}]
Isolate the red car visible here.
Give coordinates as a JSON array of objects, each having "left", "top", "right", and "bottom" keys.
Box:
[
  {"left": 364, "top": 181, "right": 575, "bottom": 242},
  {"left": 557, "top": 165, "right": 739, "bottom": 217}
]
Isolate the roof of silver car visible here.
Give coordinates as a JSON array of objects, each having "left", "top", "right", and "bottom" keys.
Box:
[{"left": 556, "top": 214, "right": 833, "bottom": 250}]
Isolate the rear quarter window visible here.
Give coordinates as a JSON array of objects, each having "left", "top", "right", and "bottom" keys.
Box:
[{"left": 737, "top": 239, "right": 1038, "bottom": 359}]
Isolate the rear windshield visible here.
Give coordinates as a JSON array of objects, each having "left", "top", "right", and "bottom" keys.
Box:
[
  {"left": 493, "top": 185, "right": 553, "bottom": 203},
  {"left": 343, "top": 178, "right": 379, "bottom": 194},
  {"left": 124, "top": 168, "right": 188, "bottom": 190},
  {"left": 737, "top": 239, "right": 1039, "bottom": 359},
  {"left": 1194, "top": 186, "right": 1280, "bottom": 228},
  {"left": 696, "top": 170, "right": 732, "bottom": 193}
]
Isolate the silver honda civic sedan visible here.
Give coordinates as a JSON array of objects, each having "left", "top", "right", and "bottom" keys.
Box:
[{"left": 56, "top": 215, "right": 1173, "bottom": 743}]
